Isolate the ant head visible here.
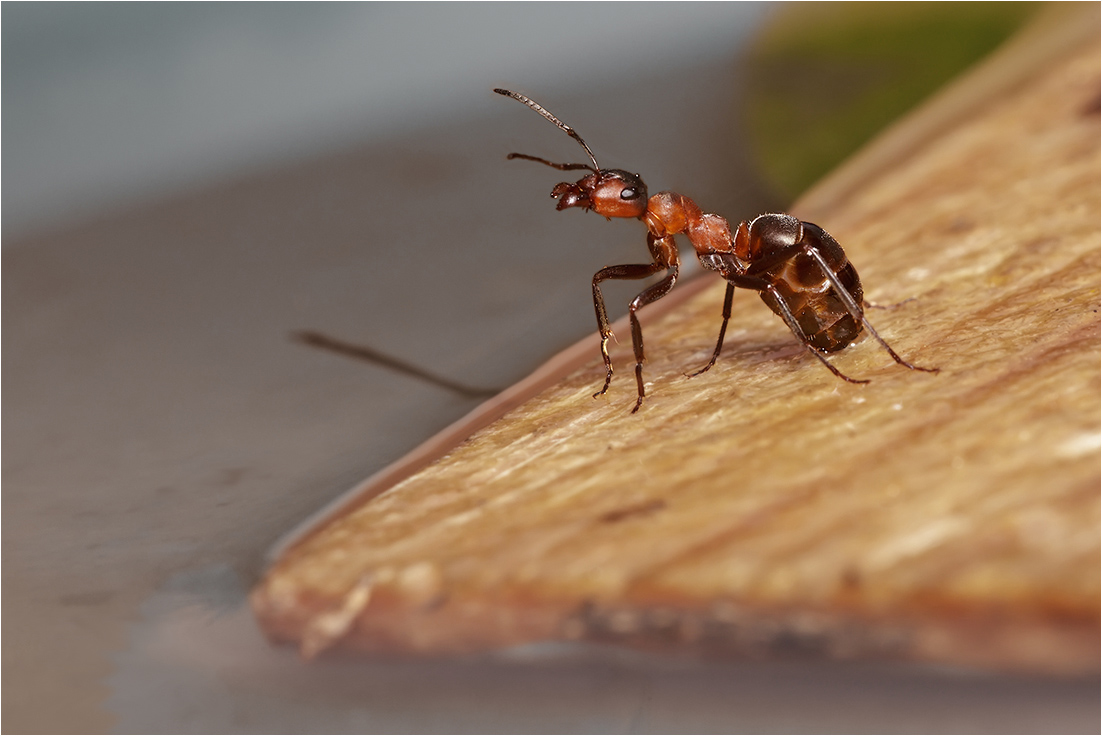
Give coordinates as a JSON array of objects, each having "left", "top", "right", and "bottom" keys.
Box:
[
  {"left": 496, "top": 88, "right": 649, "bottom": 220},
  {"left": 550, "top": 169, "right": 648, "bottom": 219}
]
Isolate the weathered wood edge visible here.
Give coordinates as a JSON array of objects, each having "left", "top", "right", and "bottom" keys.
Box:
[{"left": 262, "top": 6, "right": 1098, "bottom": 569}]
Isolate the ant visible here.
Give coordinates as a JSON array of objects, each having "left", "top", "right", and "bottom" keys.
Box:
[{"left": 495, "top": 88, "right": 938, "bottom": 413}]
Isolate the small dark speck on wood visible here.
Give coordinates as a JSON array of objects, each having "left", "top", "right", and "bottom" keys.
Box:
[{"left": 599, "top": 499, "right": 668, "bottom": 524}]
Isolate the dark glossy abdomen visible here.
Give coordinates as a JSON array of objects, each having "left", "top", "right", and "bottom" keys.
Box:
[{"left": 759, "top": 254, "right": 864, "bottom": 353}]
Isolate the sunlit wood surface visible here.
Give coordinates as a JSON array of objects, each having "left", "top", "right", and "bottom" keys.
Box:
[{"left": 253, "top": 20, "right": 1100, "bottom": 673}]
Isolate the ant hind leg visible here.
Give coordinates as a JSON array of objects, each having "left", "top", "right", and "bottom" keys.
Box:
[
  {"left": 803, "top": 247, "right": 939, "bottom": 374},
  {"left": 715, "top": 271, "right": 872, "bottom": 384},
  {"left": 765, "top": 285, "right": 871, "bottom": 384}
]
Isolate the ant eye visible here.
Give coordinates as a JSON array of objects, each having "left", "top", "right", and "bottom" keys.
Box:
[{"left": 620, "top": 187, "right": 640, "bottom": 200}]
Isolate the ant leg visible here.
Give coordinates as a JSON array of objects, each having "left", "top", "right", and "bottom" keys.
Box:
[
  {"left": 688, "top": 282, "right": 735, "bottom": 377},
  {"left": 721, "top": 272, "right": 869, "bottom": 384},
  {"left": 762, "top": 283, "right": 870, "bottom": 384},
  {"left": 802, "top": 247, "right": 939, "bottom": 374},
  {"left": 591, "top": 263, "right": 664, "bottom": 399},
  {"left": 627, "top": 266, "right": 680, "bottom": 413}
]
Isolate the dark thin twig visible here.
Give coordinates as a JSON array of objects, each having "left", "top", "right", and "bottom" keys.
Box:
[{"left": 291, "top": 330, "right": 499, "bottom": 399}]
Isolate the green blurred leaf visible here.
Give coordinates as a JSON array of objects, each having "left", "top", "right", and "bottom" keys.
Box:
[{"left": 744, "top": 2, "right": 1039, "bottom": 202}]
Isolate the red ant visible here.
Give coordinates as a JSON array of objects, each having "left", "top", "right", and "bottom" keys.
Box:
[{"left": 495, "top": 88, "right": 938, "bottom": 413}]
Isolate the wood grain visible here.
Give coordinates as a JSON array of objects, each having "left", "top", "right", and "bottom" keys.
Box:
[{"left": 252, "top": 16, "right": 1100, "bottom": 673}]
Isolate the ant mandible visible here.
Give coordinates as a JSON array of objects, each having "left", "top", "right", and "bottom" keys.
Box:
[{"left": 495, "top": 88, "right": 938, "bottom": 413}]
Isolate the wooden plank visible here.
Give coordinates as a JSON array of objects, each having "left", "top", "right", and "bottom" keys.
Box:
[{"left": 252, "top": 13, "right": 1101, "bottom": 673}]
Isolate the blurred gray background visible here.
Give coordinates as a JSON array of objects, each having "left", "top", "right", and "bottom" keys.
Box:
[
  {"left": 4, "top": 3, "right": 1096, "bottom": 733},
  {"left": 2, "top": 3, "right": 769, "bottom": 239}
]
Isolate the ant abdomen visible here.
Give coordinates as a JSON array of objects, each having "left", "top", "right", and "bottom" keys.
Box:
[
  {"left": 748, "top": 217, "right": 865, "bottom": 353},
  {"left": 760, "top": 260, "right": 864, "bottom": 352}
]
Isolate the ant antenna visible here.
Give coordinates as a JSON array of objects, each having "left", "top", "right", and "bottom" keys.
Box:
[{"left": 494, "top": 88, "right": 600, "bottom": 172}]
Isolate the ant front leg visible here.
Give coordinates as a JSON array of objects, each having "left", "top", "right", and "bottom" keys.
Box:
[
  {"left": 591, "top": 263, "right": 664, "bottom": 400},
  {"left": 626, "top": 265, "right": 679, "bottom": 413},
  {"left": 801, "top": 246, "right": 939, "bottom": 374}
]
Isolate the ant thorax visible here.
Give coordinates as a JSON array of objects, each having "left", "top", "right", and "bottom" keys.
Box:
[{"left": 645, "top": 192, "right": 738, "bottom": 263}]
